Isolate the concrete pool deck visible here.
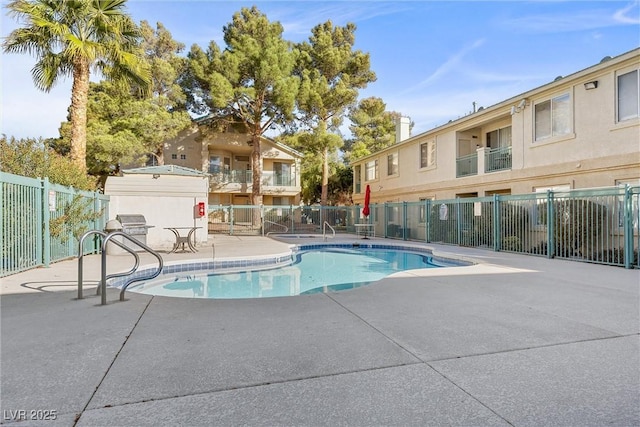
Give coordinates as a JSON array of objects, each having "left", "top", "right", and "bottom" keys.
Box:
[{"left": 1, "top": 234, "right": 638, "bottom": 426}]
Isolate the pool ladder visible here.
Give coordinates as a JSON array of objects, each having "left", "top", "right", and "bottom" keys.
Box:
[
  {"left": 323, "top": 222, "right": 335, "bottom": 241},
  {"left": 263, "top": 220, "right": 289, "bottom": 236},
  {"left": 77, "top": 230, "right": 163, "bottom": 305}
]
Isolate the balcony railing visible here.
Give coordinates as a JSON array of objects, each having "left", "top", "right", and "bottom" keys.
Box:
[
  {"left": 208, "top": 169, "right": 296, "bottom": 187},
  {"left": 267, "top": 172, "right": 295, "bottom": 186},
  {"left": 209, "top": 169, "right": 252, "bottom": 184},
  {"left": 456, "top": 153, "right": 478, "bottom": 177},
  {"left": 485, "top": 146, "right": 512, "bottom": 173}
]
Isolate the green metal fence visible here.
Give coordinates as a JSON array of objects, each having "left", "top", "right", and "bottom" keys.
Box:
[
  {"left": 208, "top": 186, "right": 639, "bottom": 268},
  {"left": 1, "top": 171, "right": 110, "bottom": 277}
]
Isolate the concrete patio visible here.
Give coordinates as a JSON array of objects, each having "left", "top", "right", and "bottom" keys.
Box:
[{"left": 1, "top": 235, "right": 638, "bottom": 426}]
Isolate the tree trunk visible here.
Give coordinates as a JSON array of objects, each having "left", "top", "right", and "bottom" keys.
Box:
[
  {"left": 69, "top": 59, "right": 90, "bottom": 171},
  {"left": 156, "top": 148, "right": 165, "bottom": 166},
  {"left": 321, "top": 146, "right": 329, "bottom": 206},
  {"left": 251, "top": 134, "right": 263, "bottom": 227}
]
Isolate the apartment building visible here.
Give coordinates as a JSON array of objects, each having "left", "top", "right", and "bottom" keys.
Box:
[
  {"left": 162, "top": 117, "right": 303, "bottom": 206},
  {"left": 352, "top": 48, "right": 640, "bottom": 204}
]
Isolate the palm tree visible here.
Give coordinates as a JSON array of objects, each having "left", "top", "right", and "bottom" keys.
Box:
[{"left": 3, "top": 0, "right": 150, "bottom": 170}]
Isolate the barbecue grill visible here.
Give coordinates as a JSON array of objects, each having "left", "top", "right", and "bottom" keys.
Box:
[{"left": 115, "top": 214, "right": 153, "bottom": 250}]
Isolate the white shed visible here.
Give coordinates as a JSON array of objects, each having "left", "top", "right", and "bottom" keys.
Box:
[{"left": 104, "top": 165, "right": 209, "bottom": 250}]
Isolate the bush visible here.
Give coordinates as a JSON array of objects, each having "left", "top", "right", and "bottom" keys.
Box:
[
  {"left": 539, "top": 199, "right": 607, "bottom": 258},
  {"left": 0, "top": 136, "right": 96, "bottom": 190},
  {"left": 593, "top": 248, "right": 639, "bottom": 265}
]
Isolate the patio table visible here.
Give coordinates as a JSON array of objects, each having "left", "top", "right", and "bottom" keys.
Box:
[{"left": 164, "top": 227, "right": 201, "bottom": 253}]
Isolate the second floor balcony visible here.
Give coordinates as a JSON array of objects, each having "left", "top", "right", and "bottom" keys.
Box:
[
  {"left": 485, "top": 146, "right": 512, "bottom": 173},
  {"left": 456, "top": 153, "right": 478, "bottom": 177},
  {"left": 209, "top": 168, "right": 297, "bottom": 188},
  {"left": 456, "top": 146, "right": 512, "bottom": 178}
]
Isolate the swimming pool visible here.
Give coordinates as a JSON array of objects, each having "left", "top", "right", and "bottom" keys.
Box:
[{"left": 126, "top": 244, "right": 460, "bottom": 299}]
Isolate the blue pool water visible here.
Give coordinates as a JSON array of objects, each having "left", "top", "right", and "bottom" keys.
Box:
[{"left": 130, "top": 247, "right": 448, "bottom": 299}]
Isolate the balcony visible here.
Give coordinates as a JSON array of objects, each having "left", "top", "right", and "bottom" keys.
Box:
[
  {"left": 485, "top": 146, "right": 512, "bottom": 173},
  {"left": 209, "top": 169, "right": 297, "bottom": 190},
  {"left": 456, "top": 153, "right": 478, "bottom": 177},
  {"left": 209, "top": 169, "right": 251, "bottom": 184}
]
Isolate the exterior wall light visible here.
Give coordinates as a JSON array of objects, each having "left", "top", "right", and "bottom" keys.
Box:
[
  {"left": 510, "top": 99, "right": 528, "bottom": 115},
  {"left": 584, "top": 81, "right": 598, "bottom": 90}
]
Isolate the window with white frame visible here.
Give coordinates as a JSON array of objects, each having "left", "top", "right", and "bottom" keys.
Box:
[
  {"left": 365, "top": 159, "right": 378, "bottom": 181},
  {"left": 534, "top": 93, "right": 571, "bottom": 141},
  {"left": 387, "top": 153, "right": 398, "bottom": 176},
  {"left": 618, "top": 69, "right": 639, "bottom": 122},
  {"left": 420, "top": 140, "right": 436, "bottom": 168}
]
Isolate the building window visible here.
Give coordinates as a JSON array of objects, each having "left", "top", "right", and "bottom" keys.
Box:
[
  {"left": 354, "top": 165, "right": 361, "bottom": 193},
  {"left": 180, "top": 154, "right": 186, "bottom": 160},
  {"left": 387, "top": 153, "right": 398, "bottom": 176},
  {"left": 209, "top": 156, "right": 220, "bottom": 173},
  {"left": 365, "top": 160, "right": 378, "bottom": 181},
  {"left": 420, "top": 140, "right": 436, "bottom": 168},
  {"left": 535, "top": 93, "right": 571, "bottom": 141},
  {"left": 272, "top": 197, "right": 286, "bottom": 206},
  {"left": 618, "top": 69, "right": 639, "bottom": 122},
  {"left": 274, "top": 162, "right": 291, "bottom": 186},
  {"left": 486, "top": 126, "right": 512, "bottom": 148},
  {"left": 171, "top": 154, "right": 177, "bottom": 160}
]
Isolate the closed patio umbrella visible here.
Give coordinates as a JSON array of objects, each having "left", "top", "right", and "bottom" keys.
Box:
[{"left": 362, "top": 184, "right": 371, "bottom": 238}]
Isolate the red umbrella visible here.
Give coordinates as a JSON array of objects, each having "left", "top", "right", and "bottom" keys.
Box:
[{"left": 362, "top": 184, "right": 371, "bottom": 217}]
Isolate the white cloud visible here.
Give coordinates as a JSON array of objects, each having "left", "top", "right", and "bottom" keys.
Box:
[
  {"left": 502, "top": 2, "right": 640, "bottom": 34},
  {"left": 401, "top": 39, "right": 486, "bottom": 94},
  {"left": 613, "top": 2, "right": 640, "bottom": 24}
]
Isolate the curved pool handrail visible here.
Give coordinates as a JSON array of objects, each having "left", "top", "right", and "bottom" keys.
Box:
[
  {"left": 100, "top": 248, "right": 140, "bottom": 297},
  {"left": 77, "top": 230, "right": 139, "bottom": 300},
  {"left": 264, "top": 220, "right": 289, "bottom": 236},
  {"left": 96, "top": 232, "right": 164, "bottom": 302},
  {"left": 323, "top": 221, "right": 335, "bottom": 241}
]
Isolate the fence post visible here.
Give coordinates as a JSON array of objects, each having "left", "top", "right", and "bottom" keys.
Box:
[
  {"left": 624, "top": 185, "right": 633, "bottom": 269},
  {"left": 290, "top": 205, "right": 294, "bottom": 233},
  {"left": 546, "top": 190, "right": 555, "bottom": 259},
  {"left": 229, "top": 206, "right": 234, "bottom": 236},
  {"left": 383, "top": 203, "right": 388, "bottom": 238},
  {"left": 42, "top": 177, "right": 50, "bottom": 267},
  {"left": 425, "top": 199, "right": 431, "bottom": 243},
  {"left": 402, "top": 202, "right": 408, "bottom": 240},
  {"left": 493, "top": 194, "right": 501, "bottom": 252},
  {"left": 456, "top": 198, "right": 461, "bottom": 245}
]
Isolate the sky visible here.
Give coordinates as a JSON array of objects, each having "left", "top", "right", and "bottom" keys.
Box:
[{"left": 1, "top": 0, "right": 639, "bottom": 140}]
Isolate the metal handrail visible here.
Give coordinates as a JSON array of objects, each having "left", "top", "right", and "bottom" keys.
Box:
[
  {"left": 263, "top": 220, "right": 289, "bottom": 236},
  {"left": 323, "top": 221, "right": 335, "bottom": 241},
  {"left": 77, "top": 230, "right": 140, "bottom": 300},
  {"left": 99, "top": 232, "right": 163, "bottom": 303}
]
